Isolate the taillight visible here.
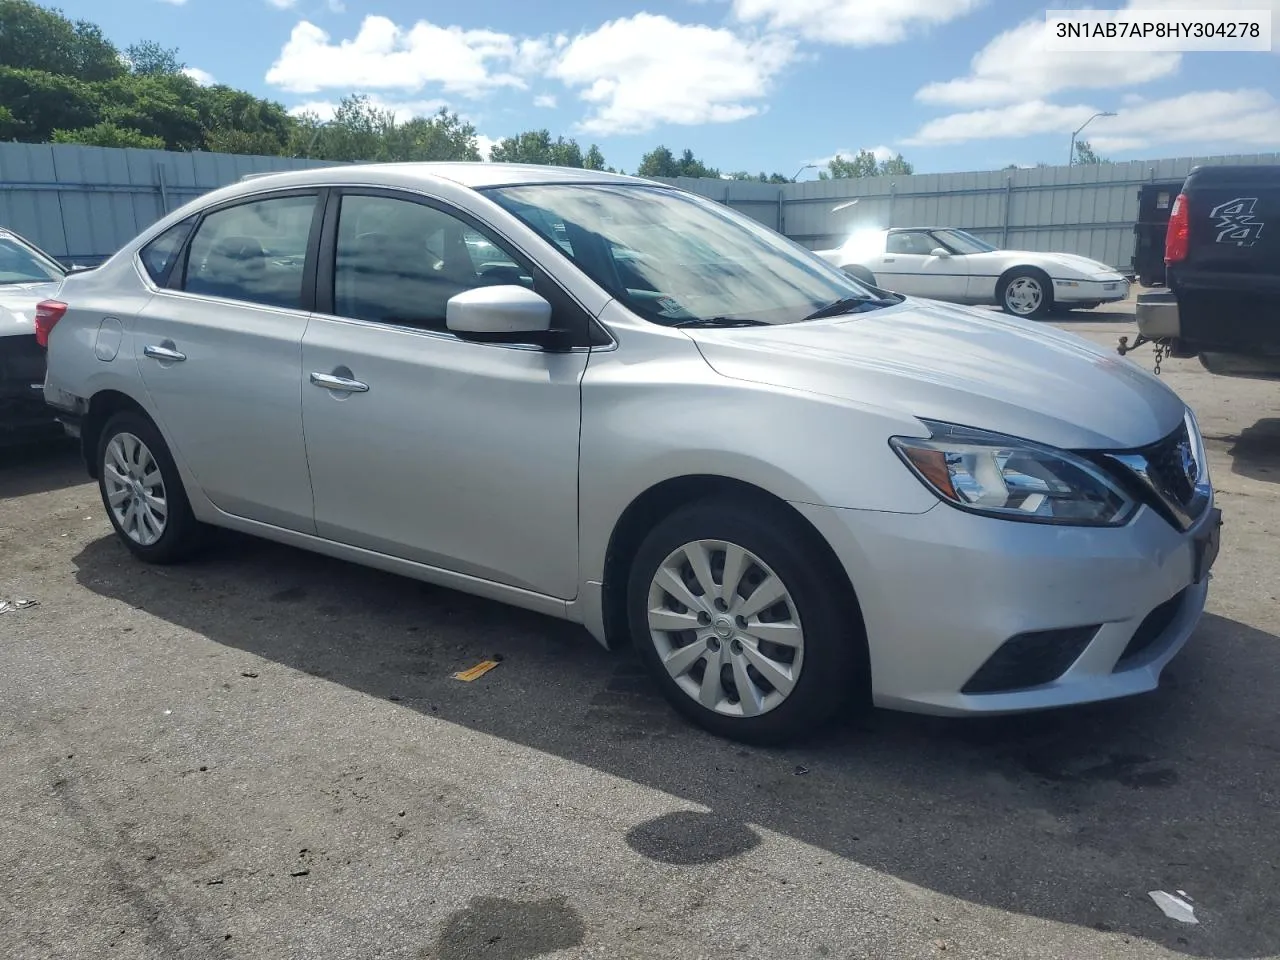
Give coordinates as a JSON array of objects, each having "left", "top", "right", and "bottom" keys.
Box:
[
  {"left": 1164, "top": 193, "right": 1189, "bottom": 264},
  {"left": 34, "top": 299, "right": 67, "bottom": 348}
]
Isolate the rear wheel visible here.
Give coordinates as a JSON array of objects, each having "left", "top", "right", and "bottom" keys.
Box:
[
  {"left": 627, "top": 499, "right": 866, "bottom": 744},
  {"left": 97, "top": 411, "right": 204, "bottom": 563},
  {"left": 998, "top": 267, "right": 1053, "bottom": 319}
]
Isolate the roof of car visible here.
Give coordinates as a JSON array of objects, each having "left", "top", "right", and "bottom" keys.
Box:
[{"left": 237, "top": 162, "right": 657, "bottom": 190}]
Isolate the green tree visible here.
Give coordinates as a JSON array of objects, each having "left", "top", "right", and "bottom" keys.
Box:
[
  {"left": 96, "top": 72, "right": 205, "bottom": 150},
  {"left": 290, "top": 96, "right": 481, "bottom": 163},
  {"left": 489, "top": 129, "right": 595, "bottom": 167},
  {"left": 1072, "top": 139, "right": 1107, "bottom": 165},
  {"left": 0, "top": 66, "right": 100, "bottom": 141},
  {"left": 125, "top": 40, "right": 184, "bottom": 76},
  {"left": 52, "top": 121, "right": 165, "bottom": 148},
  {"left": 637, "top": 146, "right": 720, "bottom": 179},
  {"left": 821, "top": 149, "right": 914, "bottom": 179},
  {"left": 0, "top": 0, "right": 123, "bottom": 81},
  {"left": 583, "top": 144, "right": 607, "bottom": 170},
  {"left": 728, "top": 170, "right": 789, "bottom": 183},
  {"left": 195, "top": 85, "right": 294, "bottom": 155}
]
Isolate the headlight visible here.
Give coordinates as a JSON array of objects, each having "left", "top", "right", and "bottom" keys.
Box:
[{"left": 890, "top": 420, "right": 1136, "bottom": 526}]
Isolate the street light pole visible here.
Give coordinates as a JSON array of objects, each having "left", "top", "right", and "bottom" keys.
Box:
[
  {"left": 792, "top": 163, "right": 817, "bottom": 182},
  {"left": 1069, "top": 111, "right": 1116, "bottom": 165}
]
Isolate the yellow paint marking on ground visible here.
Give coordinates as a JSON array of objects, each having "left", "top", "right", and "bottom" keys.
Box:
[{"left": 452, "top": 660, "right": 502, "bottom": 682}]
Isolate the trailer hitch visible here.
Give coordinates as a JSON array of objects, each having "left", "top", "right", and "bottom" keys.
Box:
[{"left": 1116, "top": 334, "right": 1168, "bottom": 375}]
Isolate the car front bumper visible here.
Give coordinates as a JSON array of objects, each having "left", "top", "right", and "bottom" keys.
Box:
[
  {"left": 793, "top": 495, "right": 1218, "bottom": 716},
  {"left": 1054, "top": 276, "right": 1130, "bottom": 304}
]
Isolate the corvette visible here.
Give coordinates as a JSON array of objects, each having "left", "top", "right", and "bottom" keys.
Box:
[{"left": 815, "top": 226, "right": 1130, "bottom": 319}]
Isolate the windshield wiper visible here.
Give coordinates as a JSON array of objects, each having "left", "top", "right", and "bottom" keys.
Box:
[
  {"left": 801, "top": 295, "right": 897, "bottom": 322},
  {"left": 670, "top": 316, "right": 770, "bottom": 328}
]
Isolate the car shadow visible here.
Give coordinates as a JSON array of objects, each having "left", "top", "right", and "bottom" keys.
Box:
[
  {"left": 0, "top": 437, "right": 85, "bottom": 498},
  {"left": 1228, "top": 418, "right": 1280, "bottom": 485},
  {"left": 72, "top": 532, "right": 1280, "bottom": 958}
]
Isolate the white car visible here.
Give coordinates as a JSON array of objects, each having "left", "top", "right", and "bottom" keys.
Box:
[
  {"left": 41, "top": 164, "right": 1217, "bottom": 744},
  {"left": 1, "top": 228, "right": 70, "bottom": 443},
  {"left": 816, "top": 227, "right": 1130, "bottom": 319}
]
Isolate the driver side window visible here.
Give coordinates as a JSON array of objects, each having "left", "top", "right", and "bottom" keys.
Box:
[
  {"left": 332, "top": 194, "right": 534, "bottom": 332},
  {"left": 887, "top": 232, "right": 935, "bottom": 256}
]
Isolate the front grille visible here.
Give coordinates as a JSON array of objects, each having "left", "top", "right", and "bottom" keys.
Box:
[
  {"left": 1101, "top": 420, "right": 1208, "bottom": 531},
  {"left": 961, "top": 625, "right": 1099, "bottom": 695},
  {"left": 1115, "top": 589, "right": 1187, "bottom": 669},
  {"left": 1144, "top": 423, "right": 1196, "bottom": 506}
]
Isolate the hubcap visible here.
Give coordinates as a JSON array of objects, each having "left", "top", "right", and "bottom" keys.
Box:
[
  {"left": 1005, "top": 277, "right": 1043, "bottom": 315},
  {"left": 646, "top": 540, "right": 804, "bottom": 718},
  {"left": 103, "top": 432, "right": 168, "bottom": 546}
]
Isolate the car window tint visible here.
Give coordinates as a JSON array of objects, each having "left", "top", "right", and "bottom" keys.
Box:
[
  {"left": 139, "top": 217, "right": 196, "bottom": 285},
  {"left": 182, "top": 195, "right": 317, "bottom": 309},
  {"left": 0, "top": 235, "right": 65, "bottom": 284},
  {"left": 887, "top": 232, "right": 933, "bottom": 256},
  {"left": 333, "top": 195, "right": 533, "bottom": 331}
]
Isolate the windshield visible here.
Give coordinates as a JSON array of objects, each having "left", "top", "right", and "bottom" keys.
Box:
[
  {"left": 483, "top": 183, "right": 883, "bottom": 326},
  {"left": 0, "top": 234, "right": 66, "bottom": 285},
  {"left": 933, "top": 229, "right": 997, "bottom": 255}
]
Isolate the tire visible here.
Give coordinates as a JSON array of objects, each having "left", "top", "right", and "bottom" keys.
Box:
[
  {"left": 998, "top": 267, "right": 1053, "bottom": 319},
  {"left": 97, "top": 410, "right": 204, "bottom": 564},
  {"left": 626, "top": 498, "right": 867, "bottom": 745}
]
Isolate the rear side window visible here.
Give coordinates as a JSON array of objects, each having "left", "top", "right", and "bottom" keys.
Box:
[
  {"left": 138, "top": 217, "right": 196, "bottom": 285},
  {"left": 182, "top": 194, "right": 318, "bottom": 310}
]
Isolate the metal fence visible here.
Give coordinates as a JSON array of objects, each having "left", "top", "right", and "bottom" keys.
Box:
[
  {"left": 0, "top": 142, "right": 336, "bottom": 267},
  {"left": 657, "top": 151, "right": 1280, "bottom": 271},
  {"left": 3, "top": 142, "right": 1278, "bottom": 271}
]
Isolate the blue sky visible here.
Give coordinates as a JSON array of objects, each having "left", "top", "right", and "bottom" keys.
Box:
[{"left": 54, "top": 0, "right": 1280, "bottom": 175}]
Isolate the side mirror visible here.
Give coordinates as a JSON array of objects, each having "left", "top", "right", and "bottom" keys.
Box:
[
  {"left": 930, "top": 247, "right": 952, "bottom": 258},
  {"left": 447, "top": 285, "right": 552, "bottom": 343}
]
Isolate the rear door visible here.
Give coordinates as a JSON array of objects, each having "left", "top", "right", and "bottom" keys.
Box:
[
  {"left": 134, "top": 190, "right": 322, "bottom": 532},
  {"left": 1175, "top": 168, "right": 1280, "bottom": 354}
]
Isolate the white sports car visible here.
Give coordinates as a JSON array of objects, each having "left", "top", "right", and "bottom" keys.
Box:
[{"left": 815, "top": 227, "right": 1130, "bottom": 319}]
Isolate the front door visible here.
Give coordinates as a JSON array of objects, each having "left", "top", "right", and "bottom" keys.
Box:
[
  {"left": 300, "top": 190, "right": 587, "bottom": 599},
  {"left": 134, "top": 191, "right": 321, "bottom": 533},
  {"left": 877, "top": 230, "right": 970, "bottom": 301}
]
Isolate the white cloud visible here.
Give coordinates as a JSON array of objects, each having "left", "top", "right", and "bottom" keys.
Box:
[
  {"left": 731, "top": 0, "right": 984, "bottom": 46},
  {"left": 916, "top": 16, "right": 1179, "bottom": 107},
  {"left": 181, "top": 66, "right": 217, "bottom": 87},
  {"left": 533, "top": 94, "right": 557, "bottom": 109},
  {"left": 549, "top": 14, "right": 795, "bottom": 135},
  {"left": 287, "top": 96, "right": 449, "bottom": 123},
  {"left": 267, "top": 0, "right": 297, "bottom": 8},
  {"left": 904, "top": 89, "right": 1280, "bottom": 150},
  {"left": 476, "top": 134, "right": 499, "bottom": 160},
  {"left": 266, "top": 17, "right": 531, "bottom": 97},
  {"left": 156, "top": 0, "right": 187, "bottom": 5}
]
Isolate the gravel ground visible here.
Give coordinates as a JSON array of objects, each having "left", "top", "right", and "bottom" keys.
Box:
[{"left": 1, "top": 303, "right": 1278, "bottom": 960}]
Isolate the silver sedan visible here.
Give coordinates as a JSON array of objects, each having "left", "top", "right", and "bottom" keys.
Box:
[{"left": 41, "top": 163, "right": 1221, "bottom": 744}]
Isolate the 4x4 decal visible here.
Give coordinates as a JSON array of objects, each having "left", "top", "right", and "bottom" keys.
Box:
[{"left": 1209, "top": 197, "right": 1265, "bottom": 247}]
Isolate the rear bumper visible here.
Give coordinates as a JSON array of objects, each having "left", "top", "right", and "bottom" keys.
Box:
[
  {"left": 1136, "top": 291, "right": 1181, "bottom": 339},
  {"left": 0, "top": 380, "right": 61, "bottom": 442}
]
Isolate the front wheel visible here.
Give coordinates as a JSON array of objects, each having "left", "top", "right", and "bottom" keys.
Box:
[
  {"left": 626, "top": 499, "right": 866, "bottom": 744},
  {"left": 97, "top": 411, "right": 204, "bottom": 563},
  {"left": 998, "top": 268, "right": 1053, "bottom": 319}
]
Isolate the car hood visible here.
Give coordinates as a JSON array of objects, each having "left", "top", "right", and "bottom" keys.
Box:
[
  {"left": 989, "top": 250, "right": 1122, "bottom": 277},
  {"left": 0, "top": 281, "right": 63, "bottom": 336},
  {"left": 689, "top": 297, "right": 1185, "bottom": 451}
]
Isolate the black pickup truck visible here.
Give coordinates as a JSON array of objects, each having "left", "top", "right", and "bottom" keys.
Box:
[{"left": 1129, "top": 164, "right": 1279, "bottom": 380}]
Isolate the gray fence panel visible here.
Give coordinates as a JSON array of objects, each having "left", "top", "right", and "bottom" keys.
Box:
[{"left": 0, "top": 142, "right": 337, "bottom": 266}]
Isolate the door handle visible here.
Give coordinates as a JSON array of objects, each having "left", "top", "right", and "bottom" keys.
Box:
[
  {"left": 883, "top": 257, "right": 896, "bottom": 263},
  {"left": 144, "top": 344, "right": 186, "bottom": 362},
  {"left": 310, "top": 371, "right": 369, "bottom": 393}
]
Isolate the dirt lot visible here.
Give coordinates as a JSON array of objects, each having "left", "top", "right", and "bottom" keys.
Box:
[{"left": 2, "top": 304, "right": 1278, "bottom": 960}]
